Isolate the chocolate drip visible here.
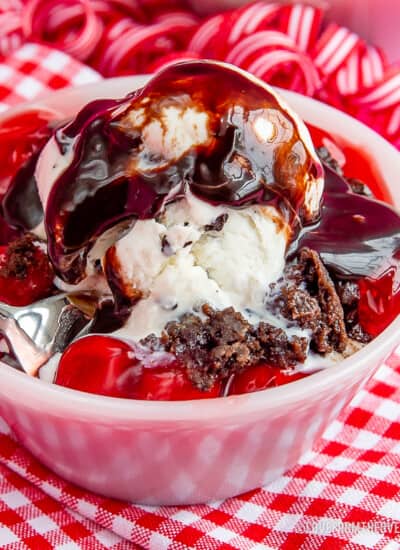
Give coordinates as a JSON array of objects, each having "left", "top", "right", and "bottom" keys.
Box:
[
  {"left": 42, "top": 61, "right": 400, "bottom": 291},
  {"left": 2, "top": 151, "right": 43, "bottom": 230},
  {"left": 1, "top": 117, "right": 55, "bottom": 232},
  {"left": 45, "top": 61, "right": 322, "bottom": 283},
  {"left": 294, "top": 166, "right": 400, "bottom": 279}
]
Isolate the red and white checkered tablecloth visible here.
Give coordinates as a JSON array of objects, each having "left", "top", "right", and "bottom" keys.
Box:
[{"left": 1, "top": 43, "right": 400, "bottom": 550}]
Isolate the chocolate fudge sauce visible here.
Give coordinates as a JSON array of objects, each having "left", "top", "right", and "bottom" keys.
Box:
[
  {"left": 2, "top": 61, "right": 399, "bottom": 293},
  {"left": 294, "top": 166, "right": 400, "bottom": 279},
  {"left": 45, "top": 61, "right": 323, "bottom": 283}
]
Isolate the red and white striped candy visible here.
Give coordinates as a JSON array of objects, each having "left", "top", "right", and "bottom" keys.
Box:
[
  {"left": 148, "top": 50, "right": 200, "bottom": 72},
  {"left": 387, "top": 105, "right": 400, "bottom": 137},
  {"left": 313, "top": 23, "right": 360, "bottom": 77},
  {"left": 153, "top": 11, "right": 198, "bottom": 27},
  {"left": 335, "top": 44, "right": 363, "bottom": 96},
  {"left": 355, "top": 69, "right": 400, "bottom": 111},
  {"left": 0, "top": 0, "right": 398, "bottom": 149},
  {"left": 281, "top": 3, "right": 322, "bottom": 53},
  {"left": 226, "top": 2, "right": 282, "bottom": 45},
  {"left": 0, "top": 12, "right": 23, "bottom": 58},
  {"left": 225, "top": 30, "right": 296, "bottom": 66},
  {"left": 98, "top": 15, "right": 196, "bottom": 75},
  {"left": 187, "top": 13, "right": 226, "bottom": 56},
  {"left": 105, "top": 0, "right": 144, "bottom": 21},
  {"left": 360, "top": 45, "right": 387, "bottom": 89},
  {"left": 23, "top": 0, "right": 104, "bottom": 61},
  {"left": 247, "top": 49, "right": 321, "bottom": 96}
]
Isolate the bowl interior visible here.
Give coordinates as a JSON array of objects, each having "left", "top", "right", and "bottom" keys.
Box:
[{"left": 1, "top": 76, "right": 399, "bottom": 421}]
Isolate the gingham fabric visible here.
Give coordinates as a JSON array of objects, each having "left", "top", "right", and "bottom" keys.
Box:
[
  {"left": 0, "top": 43, "right": 99, "bottom": 112},
  {"left": 0, "top": 42, "right": 400, "bottom": 550}
]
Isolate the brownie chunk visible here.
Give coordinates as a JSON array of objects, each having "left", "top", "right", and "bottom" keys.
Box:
[
  {"left": 277, "top": 247, "right": 348, "bottom": 354},
  {"left": 317, "top": 146, "right": 343, "bottom": 175},
  {"left": 141, "top": 305, "right": 307, "bottom": 390},
  {"left": 0, "top": 233, "right": 41, "bottom": 279},
  {"left": 336, "top": 280, "right": 371, "bottom": 343},
  {"left": 346, "top": 178, "right": 373, "bottom": 197},
  {"left": 256, "top": 323, "right": 308, "bottom": 368}
]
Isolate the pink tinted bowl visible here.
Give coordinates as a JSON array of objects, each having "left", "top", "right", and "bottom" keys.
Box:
[{"left": 0, "top": 77, "right": 399, "bottom": 505}]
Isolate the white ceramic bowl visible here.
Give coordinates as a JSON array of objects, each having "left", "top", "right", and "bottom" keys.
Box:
[{"left": 0, "top": 77, "right": 399, "bottom": 505}]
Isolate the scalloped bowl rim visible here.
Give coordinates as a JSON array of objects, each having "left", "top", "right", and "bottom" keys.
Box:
[{"left": 0, "top": 75, "right": 399, "bottom": 422}]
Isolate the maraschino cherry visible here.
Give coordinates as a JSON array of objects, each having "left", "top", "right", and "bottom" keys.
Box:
[
  {"left": 358, "top": 261, "right": 400, "bottom": 337},
  {"left": 228, "top": 363, "right": 309, "bottom": 395},
  {"left": 0, "top": 109, "right": 54, "bottom": 196},
  {"left": 55, "top": 335, "right": 221, "bottom": 400}
]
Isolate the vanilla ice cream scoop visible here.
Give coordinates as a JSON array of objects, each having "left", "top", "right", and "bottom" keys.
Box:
[
  {"left": 36, "top": 60, "right": 323, "bottom": 286},
  {"left": 105, "top": 191, "right": 288, "bottom": 339}
]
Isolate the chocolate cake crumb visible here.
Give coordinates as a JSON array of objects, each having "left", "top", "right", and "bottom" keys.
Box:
[
  {"left": 278, "top": 247, "right": 348, "bottom": 354},
  {"left": 336, "top": 280, "right": 371, "bottom": 343},
  {"left": 141, "top": 305, "right": 307, "bottom": 390},
  {"left": 256, "top": 323, "right": 308, "bottom": 368},
  {"left": 204, "top": 213, "right": 229, "bottom": 232},
  {"left": 0, "top": 233, "right": 42, "bottom": 279},
  {"left": 202, "top": 304, "right": 251, "bottom": 345},
  {"left": 346, "top": 177, "right": 373, "bottom": 197},
  {"left": 316, "top": 146, "right": 343, "bottom": 175},
  {"left": 336, "top": 280, "right": 359, "bottom": 307},
  {"left": 316, "top": 147, "right": 372, "bottom": 197}
]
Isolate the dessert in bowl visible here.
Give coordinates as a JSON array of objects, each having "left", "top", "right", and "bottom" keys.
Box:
[{"left": 0, "top": 61, "right": 398, "bottom": 504}]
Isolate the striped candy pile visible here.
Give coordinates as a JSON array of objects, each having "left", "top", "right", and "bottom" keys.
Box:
[{"left": 0, "top": 0, "right": 399, "bottom": 148}]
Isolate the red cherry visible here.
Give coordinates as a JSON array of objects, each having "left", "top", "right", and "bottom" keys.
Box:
[
  {"left": 0, "top": 237, "right": 54, "bottom": 306},
  {"left": 56, "top": 335, "right": 221, "bottom": 400},
  {"left": 56, "top": 335, "right": 137, "bottom": 398},
  {"left": 228, "top": 364, "right": 277, "bottom": 395},
  {"left": 132, "top": 365, "right": 221, "bottom": 400},
  {"left": 228, "top": 363, "right": 311, "bottom": 395},
  {"left": 274, "top": 369, "right": 310, "bottom": 386},
  {"left": 0, "top": 109, "right": 53, "bottom": 196},
  {"left": 358, "top": 262, "right": 400, "bottom": 337}
]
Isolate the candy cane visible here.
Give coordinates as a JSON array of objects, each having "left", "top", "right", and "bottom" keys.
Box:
[
  {"left": 227, "top": 2, "right": 282, "bottom": 45},
  {"left": 335, "top": 44, "right": 362, "bottom": 96},
  {"left": 360, "top": 45, "right": 386, "bottom": 89},
  {"left": 356, "top": 70, "right": 400, "bottom": 111},
  {"left": 247, "top": 49, "right": 320, "bottom": 96},
  {"left": 149, "top": 50, "right": 200, "bottom": 72},
  {"left": 154, "top": 11, "right": 198, "bottom": 27},
  {"left": 99, "top": 19, "right": 194, "bottom": 75},
  {"left": 187, "top": 14, "right": 225, "bottom": 54},
  {"left": 225, "top": 30, "right": 296, "bottom": 66},
  {"left": 0, "top": 0, "right": 398, "bottom": 150},
  {"left": 23, "top": 0, "right": 104, "bottom": 61},
  {"left": 313, "top": 24, "right": 360, "bottom": 77},
  {"left": 284, "top": 3, "right": 322, "bottom": 52},
  {"left": 242, "top": 3, "right": 284, "bottom": 36},
  {"left": 386, "top": 105, "right": 400, "bottom": 136}
]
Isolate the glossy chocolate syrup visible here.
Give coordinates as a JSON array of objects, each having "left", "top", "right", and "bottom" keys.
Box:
[
  {"left": 1, "top": 62, "right": 399, "bottom": 295},
  {"left": 45, "top": 61, "right": 323, "bottom": 283},
  {"left": 0, "top": 112, "right": 55, "bottom": 234},
  {"left": 296, "top": 166, "right": 400, "bottom": 279},
  {"left": 2, "top": 151, "right": 43, "bottom": 230}
]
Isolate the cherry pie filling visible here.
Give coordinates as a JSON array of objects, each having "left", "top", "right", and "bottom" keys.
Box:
[{"left": 0, "top": 77, "right": 399, "bottom": 400}]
